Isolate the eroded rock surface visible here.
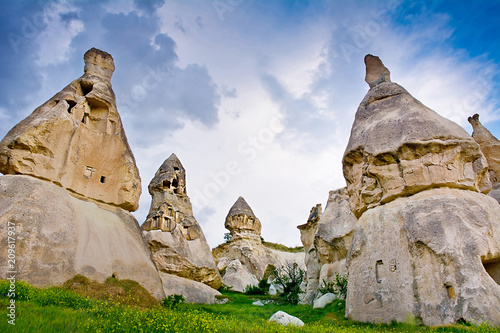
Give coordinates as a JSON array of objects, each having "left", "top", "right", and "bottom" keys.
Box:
[
  {"left": 142, "top": 154, "right": 222, "bottom": 290},
  {"left": 469, "top": 114, "right": 500, "bottom": 202},
  {"left": 0, "top": 175, "right": 164, "bottom": 299},
  {"left": 213, "top": 196, "right": 304, "bottom": 288},
  {"left": 298, "top": 188, "right": 357, "bottom": 305},
  {"left": 343, "top": 55, "right": 500, "bottom": 326},
  {"left": 0, "top": 48, "right": 141, "bottom": 211},
  {"left": 343, "top": 64, "right": 490, "bottom": 218}
]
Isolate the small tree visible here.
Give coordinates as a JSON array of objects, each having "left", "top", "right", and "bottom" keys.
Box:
[
  {"left": 318, "top": 273, "right": 348, "bottom": 300},
  {"left": 224, "top": 233, "right": 232, "bottom": 243},
  {"left": 272, "top": 262, "right": 305, "bottom": 305}
]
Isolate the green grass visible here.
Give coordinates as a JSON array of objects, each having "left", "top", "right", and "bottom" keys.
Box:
[
  {"left": 0, "top": 279, "right": 499, "bottom": 332},
  {"left": 262, "top": 240, "right": 304, "bottom": 253}
]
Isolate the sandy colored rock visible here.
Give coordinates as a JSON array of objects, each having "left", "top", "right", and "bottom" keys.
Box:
[
  {"left": 214, "top": 197, "right": 304, "bottom": 282},
  {"left": 0, "top": 48, "right": 140, "bottom": 211},
  {"left": 343, "top": 73, "right": 490, "bottom": 218},
  {"left": 343, "top": 56, "right": 500, "bottom": 326},
  {"left": 222, "top": 259, "right": 259, "bottom": 292},
  {"left": 364, "top": 54, "right": 391, "bottom": 88},
  {"left": 346, "top": 188, "right": 500, "bottom": 325},
  {"left": 299, "top": 188, "right": 357, "bottom": 305},
  {"left": 159, "top": 272, "right": 221, "bottom": 304},
  {"left": 0, "top": 175, "right": 163, "bottom": 299},
  {"left": 468, "top": 113, "right": 500, "bottom": 202},
  {"left": 225, "top": 196, "right": 262, "bottom": 238},
  {"left": 142, "top": 154, "right": 222, "bottom": 290}
]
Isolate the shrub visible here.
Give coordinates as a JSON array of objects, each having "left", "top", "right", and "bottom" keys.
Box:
[
  {"left": 218, "top": 284, "right": 233, "bottom": 293},
  {"left": 224, "top": 232, "right": 232, "bottom": 243},
  {"left": 272, "top": 262, "right": 305, "bottom": 305},
  {"left": 162, "top": 294, "right": 185, "bottom": 309},
  {"left": 244, "top": 284, "right": 266, "bottom": 295},
  {"left": 318, "top": 273, "right": 348, "bottom": 300}
]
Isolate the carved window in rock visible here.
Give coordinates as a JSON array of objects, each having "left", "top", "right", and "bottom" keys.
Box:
[
  {"left": 172, "top": 178, "right": 179, "bottom": 194},
  {"left": 84, "top": 166, "right": 96, "bottom": 180},
  {"left": 375, "top": 260, "right": 386, "bottom": 283}
]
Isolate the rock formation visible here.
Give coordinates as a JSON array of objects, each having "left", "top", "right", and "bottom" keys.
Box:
[
  {"left": 213, "top": 196, "right": 304, "bottom": 292},
  {"left": 298, "top": 188, "right": 357, "bottom": 305},
  {"left": 0, "top": 48, "right": 141, "bottom": 212},
  {"left": 225, "top": 196, "right": 262, "bottom": 241},
  {"left": 468, "top": 113, "right": 500, "bottom": 202},
  {"left": 343, "top": 54, "right": 500, "bottom": 325},
  {"left": 0, "top": 48, "right": 163, "bottom": 299},
  {"left": 142, "top": 153, "right": 222, "bottom": 301}
]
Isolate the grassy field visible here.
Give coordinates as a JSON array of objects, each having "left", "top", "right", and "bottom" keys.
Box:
[{"left": 0, "top": 278, "right": 498, "bottom": 332}]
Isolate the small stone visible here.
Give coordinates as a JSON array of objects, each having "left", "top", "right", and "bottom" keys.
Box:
[
  {"left": 268, "top": 311, "right": 304, "bottom": 327},
  {"left": 252, "top": 300, "right": 265, "bottom": 306},
  {"left": 313, "top": 293, "right": 336, "bottom": 309}
]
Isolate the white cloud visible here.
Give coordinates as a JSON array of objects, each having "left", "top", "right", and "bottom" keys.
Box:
[{"left": 35, "top": 1, "right": 84, "bottom": 66}]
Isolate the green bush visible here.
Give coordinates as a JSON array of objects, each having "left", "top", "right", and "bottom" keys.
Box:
[
  {"left": 272, "top": 262, "right": 305, "bottom": 305},
  {"left": 162, "top": 294, "right": 185, "bottom": 309},
  {"left": 244, "top": 284, "right": 266, "bottom": 295},
  {"left": 318, "top": 273, "right": 348, "bottom": 300}
]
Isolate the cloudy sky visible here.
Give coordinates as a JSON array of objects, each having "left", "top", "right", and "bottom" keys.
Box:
[{"left": 1, "top": 0, "right": 499, "bottom": 248}]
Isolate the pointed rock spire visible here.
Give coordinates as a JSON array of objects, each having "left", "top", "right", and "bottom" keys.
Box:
[
  {"left": 225, "top": 196, "right": 261, "bottom": 236},
  {"left": 0, "top": 47, "right": 140, "bottom": 211},
  {"left": 468, "top": 113, "right": 500, "bottom": 185},
  {"left": 84, "top": 48, "right": 115, "bottom": 81},
  {"left": 364, "top": 54, "right": 391, "bottom": 88},
  {"left": 343, "top": 55, "right": 490, "bottom": 217},
  {"left": 149, "top": 153, "right": 187, "bottom": 196}
]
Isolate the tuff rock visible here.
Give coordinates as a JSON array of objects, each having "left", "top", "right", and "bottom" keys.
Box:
[
  {"left": 0, "top": 48, "right": 141, "bottom": 212},
  {"left": 213, "top": 196, "right": 304, "bottom": 288},
  {"left": 469, "top": 113, "right": 500, "bottom": 203},
  {"left": 298, "top": 188, "right": 357, "bottom": 305},
  {"left": 142, "top": 154, "right": 222, "bottom": 290},
  {"left": 343, "top": 55, "right": 500, "bottom": 326},
  {"left": 268, "top": 311, "right": 304, "bottom": 327},
  {"left": 159, "top": 273, "right": 221, "bottom": 304},
  {"left": 0, "top": 49, "right": 163, "bottom": 299}
]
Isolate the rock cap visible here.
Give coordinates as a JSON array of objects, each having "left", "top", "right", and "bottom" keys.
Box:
[
  {"left": 226, "top": 196, "right": 256, "bottom": 218},
  {"left": 364, "top": 54, "right": 391, "bottom": 88},
  {"left": 84, "top": 48, "right": 115, "bottom": 81}
]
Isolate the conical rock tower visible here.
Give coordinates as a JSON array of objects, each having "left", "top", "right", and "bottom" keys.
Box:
[
  {"left": 142, "top": 153, "right": 222, "bottom": 303},
  {"left": 0, "top": 49, "right": 163, "bottom": 299},
  {"left": 343, "top": 55, "right": 500, "bottom": 326}
]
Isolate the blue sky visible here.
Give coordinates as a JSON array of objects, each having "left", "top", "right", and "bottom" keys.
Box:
[{"left": 1, "top": 0, "right": 499, "bottom": 247}]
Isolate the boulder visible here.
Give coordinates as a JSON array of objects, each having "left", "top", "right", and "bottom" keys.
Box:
[
  {"left": 142, "top": 154, "right": 222, "bottom": 289},
  {"left": 0, "top": 48, "right": 141, "bottom": 212},
  {"left": 159, "top": 273, "right": 221, "bottom": 304},
  {"left": 268, "top": 311, "right": 304, "bottom": 327},
  {"left": 343, "top": 55, "right": 500, "bottom": 326},
  {"left": 222, "top": 259, "right": 259, "bottom": 292},
  {"left": 313, "top": 293, "right": 336, "bottom": 309},
  {"left": 0, "top": 175, "right": 163, "bottom": 299},
  {"left": 468, "top": 113, "right": 500, "bottom": 202}
]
